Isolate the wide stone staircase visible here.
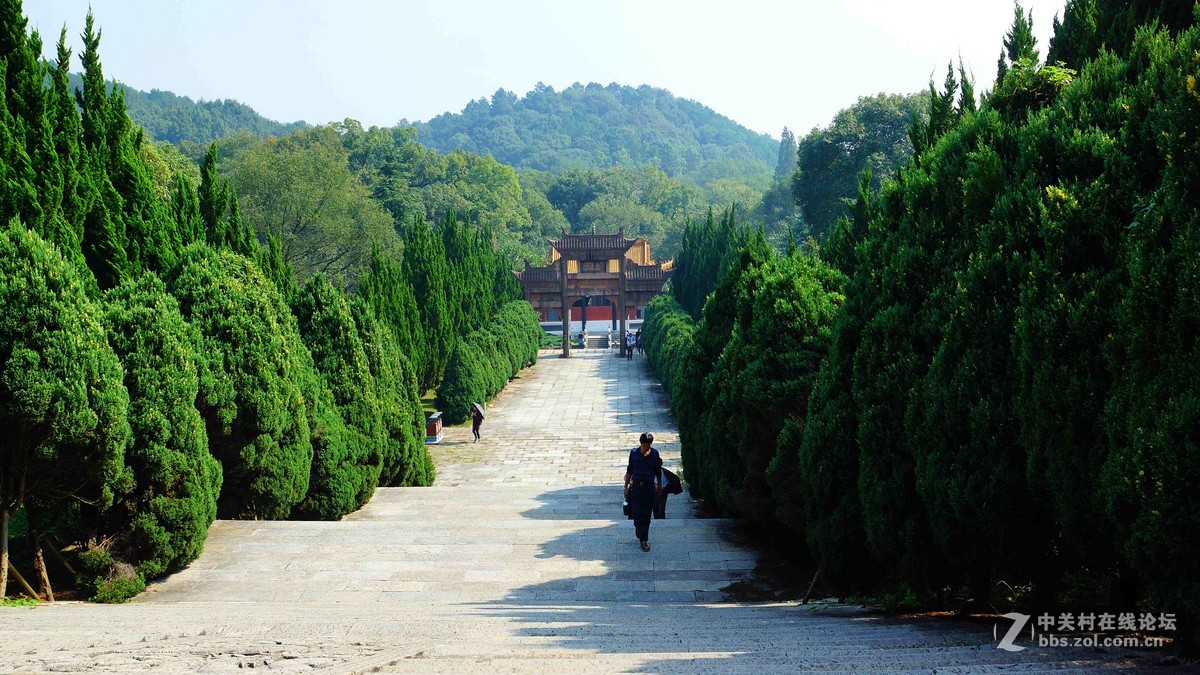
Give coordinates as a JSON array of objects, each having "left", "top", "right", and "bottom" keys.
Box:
[
  {"left": 143, "top": 484, "right": 753, "bottom": 606},
  {"left": 0, "top": 351, "right": 1175, "bottom": 672}
]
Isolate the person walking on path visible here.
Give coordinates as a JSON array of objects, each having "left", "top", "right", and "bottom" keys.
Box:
[
  {"left": 635, "top": 329, "right": 643, "bottom": 355},
  {"left": 470, "top": 403, "right": 484, "bottom": 442},
  {"left": 625, "top": 331, "right": 635, "bottom": 360},
  {"left": 624, "top": 432, "right": 662, "bottom": 551}
]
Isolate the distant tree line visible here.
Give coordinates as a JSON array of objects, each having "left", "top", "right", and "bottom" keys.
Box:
[
  {"left": 64, "top": 73, "right": 308, "bottom": 146},
  {"left": 438, "top": 302, "right": 543, "bottom": 425},
  {"left": 77, "top": 58, "right": 944, "bottom": 267},
  {"left": 0, "top": 2, "right": 536, "bottom": 603},
  {"left": 645, "top": 1, "right": 1199, "bottom": 645}
]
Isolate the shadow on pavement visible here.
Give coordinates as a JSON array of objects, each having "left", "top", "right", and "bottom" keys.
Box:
[{"left": 455, "top": 482, "right": 1155, "bottom": 672}]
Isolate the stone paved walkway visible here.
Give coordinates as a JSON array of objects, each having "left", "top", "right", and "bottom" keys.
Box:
[{"left": 0, "top": 350, "right": 1179, "bottom": 672}]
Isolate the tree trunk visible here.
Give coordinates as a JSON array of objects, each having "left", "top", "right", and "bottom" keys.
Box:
[
  {"left": 31, "top": 529, "right": 54, "bottom": 602},
  {"left": 42, "top": 536, "right": 77, "bottom": 576},
  {"left": 1, "top": 509, "right": 8, "bottom": 599},
  {"left": 802, "top": 566, "right": 821, "bottom": 605}
]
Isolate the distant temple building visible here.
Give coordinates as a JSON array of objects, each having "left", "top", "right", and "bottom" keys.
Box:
[{"left": 517, "top": 229, "right": 673, "bottom": 356}]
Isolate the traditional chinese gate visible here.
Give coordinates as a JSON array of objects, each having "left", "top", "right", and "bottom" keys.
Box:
[{"left": 517, "top": 229, "right": 673, "bottom": 357}]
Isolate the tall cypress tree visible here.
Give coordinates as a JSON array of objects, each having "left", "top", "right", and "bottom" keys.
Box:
[
  {"left": 0, "top": 223, "right": 130, "bottom": 598},
  {"left": 351, "top": 299, "right": 433, "bottom": 487},
  {"left": 0, "top": 58, "right": 38, "bottom": 233},
  {"left": 12, "top": 28, "right": 60, "bottom": 245},
  {"left": 48, "top": 28, "right": 87, "bottom": 258},
  {"left": 291, "top": 274, "right": 385, "bottom": 518},
  {"left": 198, "top": 142, "right": 227, "bottom": 246},
  {"left": 106, "top": 85, "right": 177, "bottom": 273},
  {"left": 358, "top": 245, "right": 424, "bottom": 372},
  {"left": 403, "top": 214, "right": 453, "bottom": 391},
  {"left": 226, "top": 188, "right": 254, "bottom": 257},
  {"left": 256, "top": 233, "right": 296, "bottom": 299},
  {"left": 997, "top": 1, "right": 1039, "bottom": 85},
  {"left": 81, "top": 180, "right": 128, "bottom": 290},
  {"left": 172, "top": 173, "right": 201, "bottom": 244},
  {"left": 101, "top": 273, "right": 221, "bottom": 578},
  {"left": 75, "top": 10, "right": 129, "bottom": 288},
  {"left": 773, "top": 127, "right": 797, "bottom": 181},
  {"left": 75, "top": 11, "right": 107, "bottom": 157}
]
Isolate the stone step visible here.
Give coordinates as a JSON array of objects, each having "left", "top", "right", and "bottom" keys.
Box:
[
  {"left": 349, "top": 485, "right": 702, "bottom": 521},
  {"left": 142, "top": 483, "right": 755, "bottom": 605},
  {"left": 5, "top": 350, "right": 1161, "bottom": 674},
  {"left": 3, "top": 601, "right": 1147, "bottom": 673}
]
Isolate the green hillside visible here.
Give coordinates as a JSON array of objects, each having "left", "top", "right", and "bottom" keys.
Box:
[
  {"left": 66, "top": 73, "right": 307, "bottom": 145},
  {"left": 409, "top": 83, "right": 777, "bottom": 190}
]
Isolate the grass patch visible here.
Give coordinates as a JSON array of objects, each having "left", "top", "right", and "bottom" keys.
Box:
[
  {"left": 1, "top": 597, "right": 39, "bottom": 607},
  {"left": 420, "top": 389, "right": 438, "bottom": 416}
]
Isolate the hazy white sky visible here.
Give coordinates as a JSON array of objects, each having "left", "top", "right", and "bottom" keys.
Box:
[{"left": 27, "top": 0, "right": 1067, "bottom": 139}]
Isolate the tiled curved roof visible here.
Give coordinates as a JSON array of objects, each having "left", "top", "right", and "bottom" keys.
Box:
[{"left": 548, "top": 233, "right": 636, "bottom": 250}]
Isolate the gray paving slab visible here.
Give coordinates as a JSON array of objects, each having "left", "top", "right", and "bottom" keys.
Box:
[{"left": 0, "top": 351, "right": 1174, "bottom": 673}]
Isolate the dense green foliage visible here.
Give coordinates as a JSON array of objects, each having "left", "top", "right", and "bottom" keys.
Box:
[
  {"left": 791, "top": 92, "right": 928, "bottom": 242},
  {"left": 640, "top": 295, "right": 697, "bottom": 411},
  {"left": 101, "top": 273, "right": 221, "bottom": 578},
  {"left": 1048, "top": 0, "right": 1196, "bottom": 68},
  {"left": 540, "top": 164, "right": 719, "bottom": 257},
  {"left": 291, "top": 275, "right": 384, "bottom": 519},
  {"left": 356, "top": 246, "right": 424, "bottom": 373},
  {"left": 411, "top": 83, "right": 776, "bottom": 186},
  {"left": 65, "top": 73, "right": 308, "bottom": 146},
  {"left": 351, "top": 300, "right": 433, "bottom": 487},
  {"left": 0, "top": 223, "right": 130, "bottom": 596},
  {"left": 650, "top": 2, "right": 1200, "bottom": 642},
  {"left": 168, "top": 245, "right": 312, "bottom": 519},
  {"left": 669, "top": 208, "right": 745, "bottom": 318},
  {"left": 437, "top": 302, "right": 542, "bottom": 424},
  {"left": 0, "top": 1, "right": 544, "bottom": 603},
  {"left": 224, "top": 126, "right": 400, "bottom": 286},
  {"left": 402, "top": 215, "right": 454, "bottom": 390},
  {"left": 53, "top": 43, "right": 958, "bottom": 266},
  {"left": 79, "top": 74, "right": 811, "bottom": 264},
  {"left": 645, "top": 218, "right": 844, "bottom": 537}
]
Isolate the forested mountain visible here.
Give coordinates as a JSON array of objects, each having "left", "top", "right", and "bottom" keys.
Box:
[
  {"left": 68, "top": 75, "right": 784, "bottom": 261},
  {"left": 410, "top": 83, "right": 778, "bottom": 190},
  {"left": 56, "top": 69, "right": 939, "bottom": 261},
  {"left": 65, "top": 73, "right": 307, "bottom": 145},
  {"left": 60, "top": 71, "right": 934, "bottom": 260}
]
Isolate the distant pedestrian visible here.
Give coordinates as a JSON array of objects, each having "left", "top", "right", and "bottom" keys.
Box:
[
  {"left": 470, "top": 403, "right": 484, "bottom": 442},
  {"left": 624, "top": 432, "right": 662, "bottom": 552},
  {"left": 635, "top": 330, "right": 643, "bottom": 355},
  {"left": 625, "top": 331, "right": 635, "bottom": 360}
]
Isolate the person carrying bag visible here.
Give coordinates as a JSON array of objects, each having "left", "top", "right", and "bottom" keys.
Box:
[{"left": 624, "top": 432, "right": 662, "bottom": 552}]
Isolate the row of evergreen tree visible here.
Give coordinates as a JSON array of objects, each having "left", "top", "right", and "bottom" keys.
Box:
[
  {"left": 646, "top": 1, "right": 1198, "bottom": 643},
  {"left": 437, "top": 302, "right": 544, "bottom": 425},
  {"left": 0, "top": 2, "right": 532, "bottom": 602}
]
